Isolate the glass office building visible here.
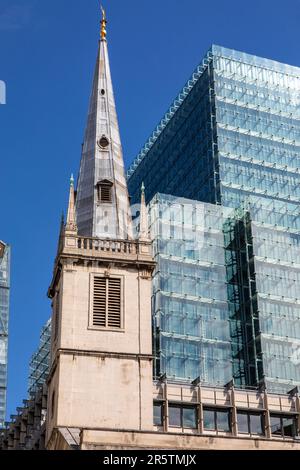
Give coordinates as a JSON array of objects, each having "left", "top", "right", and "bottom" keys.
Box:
[
  {"left": 128, "top": 45, "right": 300, "bottom": 214},
  {"left": 149, "top": 194, "right": 234, "bottom": 386},
  {"left": 224, "top": 202, "right": 300, "bottom": 392},
  {"left": 28, "top": 319, "right": 51, "bottom": 396},
  {"left": 128, "top": 46, "right": 300, "bottom": 393},
  {"left": 149, "top": 194, "right": 300, "bottom": 392},
  {"left": 0, "top": 241, "right": 10, "bottom": 427}
]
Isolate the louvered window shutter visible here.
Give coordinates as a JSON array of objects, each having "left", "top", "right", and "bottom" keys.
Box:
[
  {"left": 93, "top": 277, "right": 121, "bottom": 328},
  {"left": 107, "top": 278, "right": 121, "bottom": 328},
  {"left": 100, "top": 185, "right": 112, "bottom": 203}
]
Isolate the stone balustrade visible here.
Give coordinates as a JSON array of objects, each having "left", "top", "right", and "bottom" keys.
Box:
[{"left": 76, "top": 237, "right": 139, "bottom": 255}]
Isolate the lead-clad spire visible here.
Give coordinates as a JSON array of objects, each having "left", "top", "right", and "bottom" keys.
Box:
[{"left": 75, "top": 8, "right": 133, "bottom": 239}]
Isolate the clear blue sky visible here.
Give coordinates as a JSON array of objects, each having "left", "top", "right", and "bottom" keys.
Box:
[{"left": 0, "top": 0, "right": 299, "bottom": 420}]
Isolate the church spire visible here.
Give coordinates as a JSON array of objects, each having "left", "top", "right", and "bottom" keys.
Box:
[{"left": 75, "top": 8, "right": 133, "bottom": 239}]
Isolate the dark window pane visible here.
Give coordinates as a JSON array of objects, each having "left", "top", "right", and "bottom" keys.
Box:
[
  {"left": 153, "top": 403, "right": 163, "bottom": 426},
  {"left": 217, "top": 409, "right": 231, "bottom": 432},
  {"left": 183, "top": 407, "right": 197, "bottom": 429},
  {"left": 169, "top": 406, "right": 181, "bottom": 427},
  {"left": 270, "top": 415, "right": 282, "bottom": 436},
  {"left": 237, "top": 411, "right": 249, "bottom": 434},
  {"left": 282, "top": 417, "right": 297, "bottom": 437},
  {"left": 203, "top": 409, "right": 215, "bottom": 430},
  {"left": 249, "top": 413, "right": 264, "bottom": 435}
]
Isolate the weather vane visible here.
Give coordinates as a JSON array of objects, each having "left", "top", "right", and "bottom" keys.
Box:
[{"left": 100, "top": 5, "right": 107, "bottom": 41}]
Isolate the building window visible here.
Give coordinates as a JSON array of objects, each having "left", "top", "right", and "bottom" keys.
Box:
[
  {"left": 183, "top": 406, "right": 197, "bottom": 428},
  {"left": 237, "top": 410, "right": 265, "bottom": 435},
  {"left": 270, "top": 414, "right": 298, "bottom": 438},
  {"left": 97, "top": 180, "right": 113, "bottom": 203},
  {"left": 203, "top": 407, "right": 231, "bottom": 433},
  {"left": 153, "top": 402, "right": 164, "bottom": 426},
  {"left": 169, "top": 404, "right": 197, "bottom": 429},
  {"left": 92, "top": 276, "right": 122, "bottom": 329},
  {"left": 169, "top": 405, "right": 181, "bottom": 427}
]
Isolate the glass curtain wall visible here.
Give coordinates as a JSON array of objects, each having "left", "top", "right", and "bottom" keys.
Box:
[
  {"left": 28, "top": 319, "right": 51, "bottom": 395},
  {"left": 250, "top": 204, "right": 300, "bottom": 393},
  {"left": 214, "top": 45, "right": 300, "bottom": 215},
  {"left": 224, "top": 203, "right": 300, "bottom": 392},
  {"left": 149, "top": 194, "right": 300, "bottom": 392},
  {"left": 129, "top": 45, "right": 300, "bottom": 392},
  {"left": 149, "top": 194, "right": 233, "bottom": 385},
  {"left": 128, "top": 49, "right": 218, "bottom": 207}
]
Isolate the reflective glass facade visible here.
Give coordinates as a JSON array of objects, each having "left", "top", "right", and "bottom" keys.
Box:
[
  {"left": 128, "top": 46, "right": 300, "bottom": 392},
  {"left": 0, "top": 242, "right": 10, "bottom": 427},
  {"left": 149, "top": 195, "right": 300, "bottom": 392},
  {"left": 149, "top": 194, "right": 234, "bottom": 386},
  {"left": 225, "top": 204, "right": 300, "bottom": 392},
  {"left": 28, "top": 319, "right": 51, "bottom": 396},
  {"left": 128, "top": 45, "right": 300, "bottom": 215},
  {"left": 128, "top": 48, "right": 217, "bottom": 206},
  {"left": 214, "top": 46, "right": 300, "bottom": 214}
]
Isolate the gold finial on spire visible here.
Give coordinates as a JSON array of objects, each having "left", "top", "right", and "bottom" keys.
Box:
[{"left": 100, "top": 5, "right": 107, "bottom": 41}]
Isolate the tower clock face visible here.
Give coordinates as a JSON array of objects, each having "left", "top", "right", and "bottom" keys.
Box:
[{"left": 98, "top": 136, "right": 109, "bottom": 149}]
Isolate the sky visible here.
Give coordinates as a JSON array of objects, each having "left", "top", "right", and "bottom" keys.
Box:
[{"left": 0, "top": 0, "right": 300, "bottom": 420}]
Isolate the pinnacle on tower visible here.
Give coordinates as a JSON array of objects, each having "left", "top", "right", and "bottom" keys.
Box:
[
  {"left": 65, "top": 174, "right": 77, "bottom": 234},
  {"left": 139, "top": 182, "right": 150, "bottom": 241}
]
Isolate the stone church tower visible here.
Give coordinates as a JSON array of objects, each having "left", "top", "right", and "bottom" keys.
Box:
[{"left": 46, "top": 10, "right": 155, "bottom": 449}]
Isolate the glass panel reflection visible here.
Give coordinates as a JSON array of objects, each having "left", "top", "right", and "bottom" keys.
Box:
[
  {"left": 217, "top": 409, "right": 231, "bottom": 432},
  {"left": 169, "top": 405, "right": 181, "bottom": 427},
  {"left": 153, "top": 403, "right": 163, "bottom": 426},
  {"left": 270, "top": 415, "right": 282, "bottom": 436},
  {"left": 249, "top": 413, "right": 264, "bottom": 435},
  {"left": 282, "top": 417, "right": 296, "bottom": 437},
  {"left": 182, "top": 407, "right": 197, "bottom": 429},
  {"left": 203, "top": 409, "right": 215, "bottom": 430},
  {"left": 237, "top": 411, "right": 249, "bottom": 434}
]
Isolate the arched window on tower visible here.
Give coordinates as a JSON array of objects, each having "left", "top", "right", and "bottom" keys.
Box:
[{"left": 96, "top": 180, "right": 113, "bottom": 203}]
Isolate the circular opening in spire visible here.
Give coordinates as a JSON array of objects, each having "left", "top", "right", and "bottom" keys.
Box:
[
  {"left": 101, "top": 89, "right": 105, "bottom": 95},
  {"left": 98, "top": 136, "right": 109, "bottom": 149}
]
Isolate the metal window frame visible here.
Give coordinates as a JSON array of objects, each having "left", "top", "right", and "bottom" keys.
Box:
[
  {"left": 168, "top": 402, "right": 198, "bottom": 430},
  {"left": 203, "top": 406, "right": 232, "bottom": 434},
  {"left": 270, "top": 412, "right": 299, "bottom": 439}
]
